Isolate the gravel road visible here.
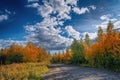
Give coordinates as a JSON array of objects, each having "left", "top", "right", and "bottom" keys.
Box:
[{"left": 41, "top": 64, "right": 120, "bottom": 80}]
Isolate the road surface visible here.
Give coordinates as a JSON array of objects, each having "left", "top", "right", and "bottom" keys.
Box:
[{"left": 41, "top": 64, "right": 120, "bottom": 80}]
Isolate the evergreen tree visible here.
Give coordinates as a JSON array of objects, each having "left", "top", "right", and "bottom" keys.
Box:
[
  {"left": 85, "top": 33, "right": 91, "bottom": 47},
  {"left": 97, "top": 27, "right": 104, "bottom": 42},
  {"left": 107, "top": 21, "right": 114, "bottom": 34},
  {"left": 71, "top": 39, "right": 86, "bottom": 65}
]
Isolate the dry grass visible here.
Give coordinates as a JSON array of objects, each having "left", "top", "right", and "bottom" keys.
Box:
[{"left": 0, "top": 63, "right": 48, "bottom": 80}]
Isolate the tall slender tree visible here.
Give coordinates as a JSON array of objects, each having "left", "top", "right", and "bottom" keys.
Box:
[
  {"left": 85, "top": 33, "right": 91, "bottom": 47},
  {"left": 97, "top": 27, "right": 104, "bottom": 42}
]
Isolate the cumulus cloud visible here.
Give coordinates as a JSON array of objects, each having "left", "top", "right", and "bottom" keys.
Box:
[
  {"left": 0, "top": 40, "right": 27, "bottom": 49},
  {"left": 25, "top": 0, "right": 97, "bottom": 50},
  {"left": 65, "top": 0, "right": 78, "bottom": 6},
  {"left": 25, "top": 25, "right": 73, "bottom": 50},
  {"left": 27, "top": 0, "right": 72, "bottom": 19},
  {"left": 0, "top": 15, "right": 8, "bottom": 22},
  {"left": 65, "top": 26, "right": 81, "bottom": 40},
  {"left": 73, "top": 5, "right": 96, "bottom": 15},
  {"left": 97, "top": 14, "right": 120, "bottom": 29},
  {"left": 73, "top": 7, "right": 89, "bottom": 14},
  {"left": 25, "top": 17, "right": 73, "bottom": 50},
  {"left": 82, "top": 32, "right": 97, "bottom": 40}
]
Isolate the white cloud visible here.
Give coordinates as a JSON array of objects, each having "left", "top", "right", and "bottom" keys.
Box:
[
  {"left": 73, "top": 5, "right": 96, "bottom": 15},
  {"left": 28, "top": 0, "right": 39, "bottom": 3},
  {"left": 27, "top": 0, "right": 71, "bottom": 19},
  {"left": 0, "top": 39, "right": 27, "bottom": 49},
  {"left": 0, "top": 15, "right": 8, "bottom": 22},
  {"left": 97, "top": 14, "right": 119, "bottom": 30},
  {"left": 5, "top": 9, "right": 11, "bottom": 14},
  {"left": 65, "top": 0, "right": 78, "bottom": 6},
  {"left": 25, "top": 17, "right": 73, "bottom": 50},
  {"left": 25, "top": 25, "right": 36, "bottom": 32},
  {"left": 96, "top": 20, "right": 120, "bottom": 30},
  {"left": 89, "top": 5, "right": 96, "bottom": 10},
  {"left": 118, "top": 14, "right": 120, "bottom": 17},
  {"left": 27, "top": 3, "right": 39, "bottom": 8},
  {"left": 25, "top": 0, "right": 97, "bottom": 50},
  {"left": 111, "top": 18, "right": 118, "bottom": 22},
  {"left": 96, "top": 21, "right": 108, "bottom": 29},
  {"left": 114, "top": 21, "right": 120, "bottom": 29},
  {"left": 82, "top": 32, "right": 97, "bottom": 40},
  {"left": 37, "top": 4, "right": 53, "bottom": 17},
  {"left": 65, "top": 26, "right": 81, "bottom": 40},
  {"left": 73, "top": 7, "right": 89, "bottom": 14},
  {"left": 100, "top": 14, "right": 111, "bottom": 20}
]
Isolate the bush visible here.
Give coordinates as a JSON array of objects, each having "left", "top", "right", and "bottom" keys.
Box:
[
  {"left": 0, "top": 63, "right": 48, "bottom": 80},
  {"left": 0, "top": 54, "right": 6, "bottom": 65},
  {"left": 10, "top": 53, "right": 23, "bottom": 63}
]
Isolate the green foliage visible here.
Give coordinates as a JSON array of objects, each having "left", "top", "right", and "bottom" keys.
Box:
[
  {"left": 85, "top": 34, "right": 92, "bottom": 47},
  {"left": 97, "top": 27, "right": 104, "bottom": 42},
  {"left": 107, "top": 21, "right": 114, "bottom": 34},
  {"left": 71, "top": 39, "right": 86, "bottom": 65},
  {"left": 10, "top": 53, "right": 23, "bottom": 63},
  {"left": 50, "top": 21, "right": 120, "bottom": 72},
  {"left": 0, "top": 53, "right": 6, "bottom": 65},
  {"left": 0, "top": 42, "right": 51, "bottom": 65},
  {"left": 96, "top": 49, "right": 120, "bottom": 71}
]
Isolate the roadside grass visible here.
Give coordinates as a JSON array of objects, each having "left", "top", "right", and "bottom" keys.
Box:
[
  {"left": 0, "top": 63, "right": 49, "bottom": 80},
  {"left": 79, "top": 63, "right": 120, "bottom": 73}
]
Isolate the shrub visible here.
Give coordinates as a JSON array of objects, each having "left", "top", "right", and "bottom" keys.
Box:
[
  {"left": 0, "top": 54, "right": 6, "bottom": 65},
  {"left": 10, "top": 53, "right": 23, "bottom": 63}
]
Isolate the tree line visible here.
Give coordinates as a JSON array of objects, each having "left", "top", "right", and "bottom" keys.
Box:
[
  {"left": 1, "top": 21, "right": 120, "bottom": 71},
  {"left": 52, "top": 21, "right": 120, "bottom": 72},
  {"left": 0, "top": 42, "right": 51, "bottom": 65}
]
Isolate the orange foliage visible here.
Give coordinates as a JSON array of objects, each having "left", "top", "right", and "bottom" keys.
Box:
[
  {"left": 0, "top": 42, "right": 51, "bottom": 63},
  {"left": 85, "top": 22, "right": 120, "bottom": 66},
  {"left": 52, "top": 48, "right": 72, "bottom": 64}
]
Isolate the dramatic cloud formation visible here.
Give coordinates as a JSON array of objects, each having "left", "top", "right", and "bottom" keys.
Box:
[
  {"left": 1, "top": 0, "right": 120, "bottom": 52},
  {"left": 25, "top": 17, "right": 73, "bottom": 50},
  {"left": 25, "top": 0, "right": 96, "bottom": 50}
]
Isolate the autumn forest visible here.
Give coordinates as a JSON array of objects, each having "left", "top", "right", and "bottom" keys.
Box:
[
  {"left": 0, "top": 21, "right": 120, "bottom": 79},
  {"left": 52, "top": 21, "right": 120, "bottom": 71}
]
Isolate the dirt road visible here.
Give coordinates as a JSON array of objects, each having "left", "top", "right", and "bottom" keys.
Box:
[{"left": 41, "top": 64, "right": 120, "bottom": 80}]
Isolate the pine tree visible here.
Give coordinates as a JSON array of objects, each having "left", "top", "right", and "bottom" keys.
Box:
[
  {"left": 97, "top": 27, "right": 104, "bottom": 42},
  {"left": 85, "top": 33, "right": 91, "bottom": 47},
  {"left": 107, "top": 21, "right": 114, "bottom": 34}
]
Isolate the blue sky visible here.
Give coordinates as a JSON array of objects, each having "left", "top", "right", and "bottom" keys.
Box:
[{"left": 0, "top": 0, "right": 120, "bottom": 51}]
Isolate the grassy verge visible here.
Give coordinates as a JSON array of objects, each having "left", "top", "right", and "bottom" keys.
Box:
[
  {"left": 79, "top": 63, "right": 120, "bottom": 73},
  {"left": 0, "top": 63, "right": 49, "bottom": 80}
]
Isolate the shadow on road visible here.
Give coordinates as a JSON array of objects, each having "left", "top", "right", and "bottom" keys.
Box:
[{"left": 41, "top": 64, "right": 120, "bottom": 80}]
